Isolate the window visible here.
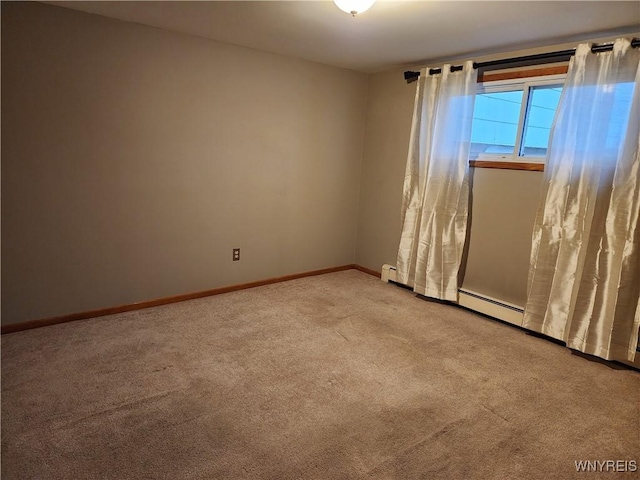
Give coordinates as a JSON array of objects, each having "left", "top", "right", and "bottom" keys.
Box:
[{"left": 470, "top": 75, "right": 565, "bottom": 163}]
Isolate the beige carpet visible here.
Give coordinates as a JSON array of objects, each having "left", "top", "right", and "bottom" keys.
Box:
[{"left": 2, "top": 270, "right": 638, "bottom": 479}]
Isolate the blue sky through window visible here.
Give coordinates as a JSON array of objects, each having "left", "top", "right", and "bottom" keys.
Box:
[
  {"left": 521, "top": 86, "right": 562, "bottom": 156},
  {"left": 470, "top": 90, "right": 523, "bottom": 156},
  {"left": 470, "top": 84, "right": 563, "bottom": 159}
]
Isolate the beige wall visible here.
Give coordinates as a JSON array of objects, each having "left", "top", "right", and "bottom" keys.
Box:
[
  {"left": 1, "top": 2, "right": 368, "bottom": 324},
  {"left": 4, "top": 3, "right": 634, "bottom": 325},
  {"left": 463, "top": 169, "right": 543, "bottom": 306},
  {"left": 355, "top": 69, "right": 414, "bottom": 272},
  {"left": 354, "top": 68, "right": 544, "bottom": 307}
]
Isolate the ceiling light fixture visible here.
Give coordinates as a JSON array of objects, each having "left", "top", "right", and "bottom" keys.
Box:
[{"left": 334, "top": 0, "right": 375, "bottom": 16}]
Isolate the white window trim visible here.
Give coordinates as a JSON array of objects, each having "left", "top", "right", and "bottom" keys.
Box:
[{"left": 473, "top": 73, "right": 566, "bottom": 164}]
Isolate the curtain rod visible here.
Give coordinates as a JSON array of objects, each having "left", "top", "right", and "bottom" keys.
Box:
[{"left": 403, "top": 38, "right": 640, "bottom": 84}]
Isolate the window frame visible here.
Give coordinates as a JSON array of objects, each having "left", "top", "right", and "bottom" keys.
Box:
[{"left": 471, "top": 73, "right": 566, "bottom": 165}]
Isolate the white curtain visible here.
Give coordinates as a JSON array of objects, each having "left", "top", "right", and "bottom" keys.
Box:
[
  {"left": 523, "top": 39, "right": 640, "bottom": 362},
  {"left": 396, "top": 63, "right": 477, "bottom": 301}
]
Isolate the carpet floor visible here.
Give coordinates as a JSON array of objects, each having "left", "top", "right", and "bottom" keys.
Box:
[{"left": 2, "top": 270, "right": 638, "bottom": 479}]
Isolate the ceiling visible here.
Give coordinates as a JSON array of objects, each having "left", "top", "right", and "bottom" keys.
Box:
[{"left": 46, "top": 1, "right": 640, "bottom": 73}]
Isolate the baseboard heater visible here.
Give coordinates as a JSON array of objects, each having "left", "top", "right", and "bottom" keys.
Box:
[
  {"left": 380, "top": 264, "right": 640, "bottom": 366},
  {"left": 380, "top": 264, "right": 524, "bottom": 327}
]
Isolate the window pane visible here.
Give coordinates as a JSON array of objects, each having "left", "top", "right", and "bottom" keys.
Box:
[
  {"left": 520, "top": 85, "right": 563, "bottom": 157},
  {"left": 470, "top": 90, "right": 523, "bottom": 158}
]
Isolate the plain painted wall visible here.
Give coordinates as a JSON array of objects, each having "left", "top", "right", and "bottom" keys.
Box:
[
  {"left": 463, "top": 169, "right": 543, "bottom": 306},
  {"left": 1, "top": 2, "right": 368, "bottom": 324},
  {"left": 354, "top": 69, "right": 413, "bottom": 273},
  {"left": 355, "top": 68, "right": 544, "bottom": 307}
]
